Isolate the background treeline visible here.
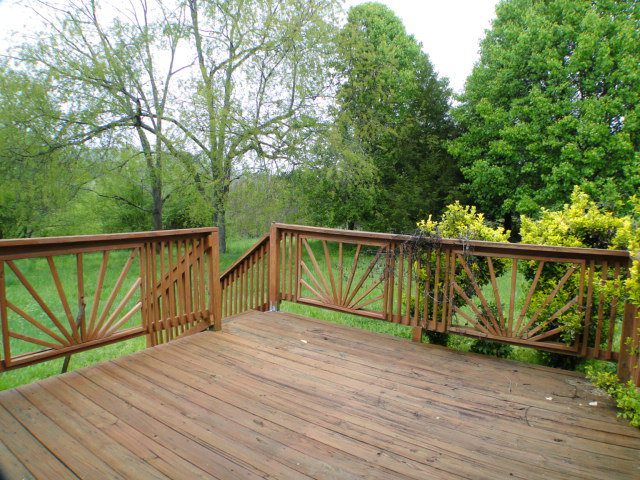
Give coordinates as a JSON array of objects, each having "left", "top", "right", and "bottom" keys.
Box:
[{"left": 1, "top": 0, "right": 639, "bottom": 250}]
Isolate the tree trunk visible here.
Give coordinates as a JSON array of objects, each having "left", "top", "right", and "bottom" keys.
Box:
[
  {"left": 214, "top": 208, "right": 227, "bottom": 253},
  {"left": 151, "top": 185, "right": 163, "bottom": 231},
  {"left": 135, "top": 121, "right": 163, "bottom": 231}
]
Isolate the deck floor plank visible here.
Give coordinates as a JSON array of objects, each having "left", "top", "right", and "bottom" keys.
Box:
[
  {"left": 177, "top": 323, "right": 630, "bottom": 478},
  {"left": 1, "top": 310, "right": 639, "bottom": 479},
  {"left": 226, "top": 313, "right": 640, "bottom": 447}
]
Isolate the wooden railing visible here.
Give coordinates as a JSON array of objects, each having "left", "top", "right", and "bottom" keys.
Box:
[
  {"left": 220, "top": 234, "right": 270, "bottom": 317},
  {"left": 0, "top": 228, "right": 220, "bottom": 370},
  {"left": 222, "top": 223, "right": 640, "bottom": 385}
]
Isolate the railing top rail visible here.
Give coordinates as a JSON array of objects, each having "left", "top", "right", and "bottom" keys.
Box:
[
  {"left": 0, "top": 228, "right": 217, "bottom": 249},
  {"left": 0, "top": 228, "right": 218, "bottom": 261},
  {"left": 272, "top": 223, "right": 631, "bottom": 262}
]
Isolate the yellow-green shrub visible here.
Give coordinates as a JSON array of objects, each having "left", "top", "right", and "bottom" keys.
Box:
[
  {"left": 520, "top": 187, "right": 632, "bottom": 345},
  {"left": 417, "top": 201, "right": 510, "bottom": 242},
  {"left": 416, "top": 202, "right": 509, "bottom": 346}
]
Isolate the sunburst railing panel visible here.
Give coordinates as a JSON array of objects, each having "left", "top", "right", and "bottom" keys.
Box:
[
  {"left": 296, "top": 235, "right": 390, "bottom": 319},
  {"left": 0, "top": 229, "right": 220, "bottom": 370}
]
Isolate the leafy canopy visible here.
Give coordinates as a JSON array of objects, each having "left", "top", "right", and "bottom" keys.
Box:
[
  {"left": 450, "top": 0, "right": 640, "bottom": 223},
  {"left": 317, "top": 2, "right": 458, "bottom": 232}
]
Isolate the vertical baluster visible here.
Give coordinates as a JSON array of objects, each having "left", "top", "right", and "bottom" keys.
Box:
[
  {"left": 413, "top": 256, "right": 420, "bottom": 327},
  {"left": 288, "top": 233, "right": 295, "bottom": 301},
  {"left": 594, "top": 261, "right": 608, "bottom": 358},
  {"left": 581, "top": 260, "right": 595, "bottom": 357},
  {"left": 243, "top": 254, "right": 249, "bottom": 311},
  {"left": 280, "top": 232, "right": 287, "bottom": 299},
  {"left": 606, "top": 263, "right": 621, "bottom": 359},
  {"left": 337, "top": 242, "right": 343, "bottom": 304},
  {"left": 405, "top": 248, "right": 412, "bottom": 326},
  {"left": 195, "top": 237, "right": 202, "bottom": 320},
  {"left": 188, "top": 239, "right": 196, "bottom": 321},
  {"left": 184, "top": 239, "right": 193, "bottom": 327},
  {"left": 159, "top": 242, "right": 167, "bottom": 334},
  {"left": 167, "top": 241, "right": 176, "bottom": 339},
  {"left": 440, "top": 249, "right": 451, "bottom": 331},
  {"left": 396, "top": 245, "right": 404, "bottom": 323},
  {"left": 243, "top": 256, "right": 249, "bottom": 312},
  {"left": 140, "top": 244, "right": 150, "bottom": 346},
  {"left": 262, "top": 243, "right": 268, "bottom": 309},
  {"left": 387, "top": 244, "right": 396, "bottom": 322},
  {"left": 251, "top": 249, "right": 260, "bottom": 310},
  {"left": 432, "top": 250, "right": 441, "bottom": 329},
  {"left": 0, "top": 261, "right": 11, "bottom": 367},
  {"left": 252, "top": 249, "right": 259, "bottom": 311},
  {"left": 295, "top": 238, "right": 302, "bottom": 303},
  {"left": 235, "top": 261, "right": 241, "bottom": 315},
  {"left": 149, "top": 241, "right": 160, "bottom": 342},
  {"left": 445, "top": 250, "right": 456, "bottom": 331},
  {"left": 423, "top": 250, "right": 431, "bottom": 330},
  {"left": 198, "top": 237, "right": 206, "bottom": 318},
  {"left": 507, "top": 258, "right": 518, "bottom": 336},
  {"left": 176, "top": 241, "right": 186, "bottom": 335},
  {"left": 148, "top": 243, "right": 160, "bottom": 345},
  {"left": 76, "top": 253, "right": 85, "bottom": 341}
]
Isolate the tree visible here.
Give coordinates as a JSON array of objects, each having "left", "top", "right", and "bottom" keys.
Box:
[
  {"left": 330, "top": 2, "right": 459, "bottom": 233},
  {"left": 294, "top": 123, "right": 378, "bottom": 229},
  {"left": 0, "top": 63, "right": 90, "bottom": 237},
  {"left": 21, "top": 0, "right": 188, "bottom": 230},
  {"left": 167, "top": 0, "right": 340, "bottom": 251},
  {"left": 449, "top": 0, "right": 640, "bottom": 231}
]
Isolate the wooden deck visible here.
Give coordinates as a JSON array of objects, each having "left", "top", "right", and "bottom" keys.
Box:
[{"left": 1, "top": 311, "right": 639, "bottom": 479}]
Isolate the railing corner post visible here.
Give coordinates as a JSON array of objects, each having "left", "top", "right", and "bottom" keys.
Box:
[
  {"left": 210, "top": 229, "right": 222, "bottom": 331},
  {"left": 412, "top": 326, "right": 424, "bottom": 343},
  {"left": 268, "top": 223, "right": 281, "bottom": 312},
  {"left": 617, "top": 302, "right": 639, "bottom": 385}
]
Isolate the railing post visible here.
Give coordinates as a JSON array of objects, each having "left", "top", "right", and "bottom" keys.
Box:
[
  {"left": 209, "top": 230, "right": 222, "bottom": 331},
  {"left": 618, "top": 302, "right": 639, "bottom": 385},
  {"left": 412, "top": 326, "right": 424, "bottom": 343},
  {"left": 268, "top": 223, "right": 281, "bottom": 311},
  {"left": 0, "top": 261, "right": 9, "bottom": 370}
]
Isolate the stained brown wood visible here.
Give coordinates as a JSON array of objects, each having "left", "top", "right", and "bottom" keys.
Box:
[
  {"left": 1, "top": 229, "right": 219, "bottom": 370},
  {"left": 1, "top": 310, "right": 639, "bottom": 479}
]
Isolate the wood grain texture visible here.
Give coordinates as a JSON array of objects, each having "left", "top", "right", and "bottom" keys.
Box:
[
  {"left": 252, "top": 225, "right": 638, "bottom": 370},
  {"left": 1, "top": 310, "right": 639, "bottom": 480},
  {"left": 1, "top": 229, "right": 219, "bottom": 370}
]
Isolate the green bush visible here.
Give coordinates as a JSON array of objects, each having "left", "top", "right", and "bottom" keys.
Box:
[
  {"left": 417, "top": 202, "right": 509, "bottom": 350},
  {"left": 520, "top": 187, "right": 632, "bottom": 350},
  {"left": 625, "top": 196, "right": 640, "bottom": 306},
  {"left": 469, "top": 339, "right": 513, "bottom": 358},
  {"left": 586, "top": 366, "right": 640, "bottom": 428}
]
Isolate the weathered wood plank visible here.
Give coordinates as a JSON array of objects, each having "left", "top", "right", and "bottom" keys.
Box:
[{"left": 1, "top": 310, "right": 640, "bottom": 480}]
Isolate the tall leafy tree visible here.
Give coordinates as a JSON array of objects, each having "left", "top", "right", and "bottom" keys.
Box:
[
  {"left": 177, "top": 0, "right": 339, "bottom": 251},
  {"left": 0, "top": 63, "right": 90, "bottom": 238},
  {"left": 328, "top": 2, "right": 458, "bottom": 232},
  {"left": 21, "top": 0, "right": 189, "bottom": 230},
  {"left": 450, "top": 0, "right": 640, "bottom": 231}
]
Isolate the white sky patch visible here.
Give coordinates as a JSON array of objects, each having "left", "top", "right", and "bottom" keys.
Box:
[
  {"left": 0, "top": 0, "right": 498, "bottom": 94},
  {"left": 344, "top": 0, "right": 499, "bottom": 93}
]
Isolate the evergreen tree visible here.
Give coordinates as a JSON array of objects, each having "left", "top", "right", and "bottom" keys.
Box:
[{"left": 319, "top": 2, "right": 459, "bottom": 232}]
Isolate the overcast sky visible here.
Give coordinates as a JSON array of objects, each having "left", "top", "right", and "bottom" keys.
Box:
[{"left": 0, "top": 0, "right": 499, "bottom": 93}]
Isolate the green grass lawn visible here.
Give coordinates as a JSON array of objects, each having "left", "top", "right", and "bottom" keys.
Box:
[{"left": 0, "top": 235, "right": 610, "bottom": 391}]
